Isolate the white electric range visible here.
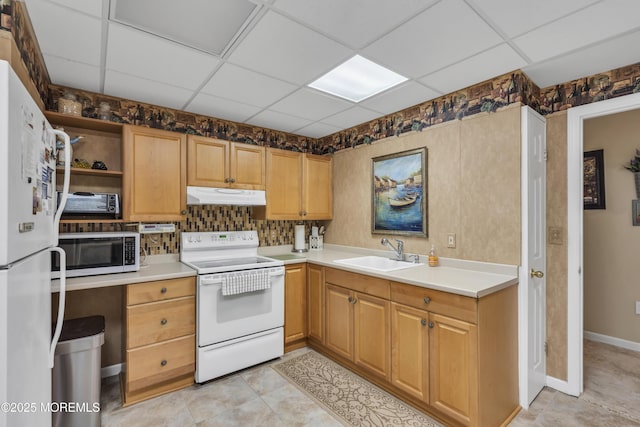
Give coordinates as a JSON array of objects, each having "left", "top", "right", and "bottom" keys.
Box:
[{"left": 180, "top": 231, "right": 285, "bottom": 383}]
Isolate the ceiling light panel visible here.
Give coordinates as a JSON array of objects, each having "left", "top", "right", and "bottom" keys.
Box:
[
  {"left": 308, "top": 55, "right": 407, "bottom": 102},
  {"left": 110, "top": 0, "right": 256, "bottom": 55}
]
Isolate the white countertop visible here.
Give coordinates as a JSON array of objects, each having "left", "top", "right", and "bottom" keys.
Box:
[
  {"left": 51, "top": 254, "right": 196, "bottom": 293},
  {"left": 260, "top": 244, "right": 519, "bottom": 298},
  {"left": 52, "top": 245, "right": 518, "bottom": 298}
]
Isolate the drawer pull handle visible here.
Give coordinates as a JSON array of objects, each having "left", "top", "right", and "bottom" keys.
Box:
[
  {"left": 160, "top": 318, "right": 168, "bottom": 325},
  {"left": 161, "top": 287, "right": 167, "bottom": 294},
  {"left": 421, "top": 319, "right": 427, "bottom": 326},
  {"left": 160, "top": 359, "right": 167, "bottom": 366},
  {"left": 423, "top": 297, "right": 431, "bottom": 304},
  {"left": 428, "top": 321, "right": 434, "bottom": 329}
]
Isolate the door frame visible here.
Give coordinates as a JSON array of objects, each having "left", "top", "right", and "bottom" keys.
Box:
[{"left": 565, "top": 91, "right": 640, "bottom": 396}]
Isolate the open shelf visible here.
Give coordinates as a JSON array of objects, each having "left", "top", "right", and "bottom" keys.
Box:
[
  {"left": 56, "top": 167, "right": 123, "bottom": 177},
  {"left": 45, "top": 111, "right": 123, "bottom": 133}
]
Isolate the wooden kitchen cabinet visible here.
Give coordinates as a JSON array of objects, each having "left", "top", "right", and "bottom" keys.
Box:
[
  {"left": 254, "top": 148, "right": 332, "bottom": 220},
  {"left": 123, "top": 277, "right": 196, "bottom": 406},
  {"left": 306, "top": 264, "right": 324, "bottom": 344},
  {"left": 123, "top": 125, "right": 186, "bottom": 221},
  {"left": 284, "top": 263, "right": 307, "bottom": 352},
  {"left": 187, "top": 135, "right": 265, "bottom": 189},
  {"left": 45, "top": 112, "right": 126, "bottom": 223},
  {"left": 390, "top": 302, "right": 429, "bottom": 402},
  {"left": 324, "top": 268, "right": 391, "bottom": 381}
]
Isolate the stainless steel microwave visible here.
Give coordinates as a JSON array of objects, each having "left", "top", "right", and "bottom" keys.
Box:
[{"left": 52, "top": 232, "right": 140, "bottom": 278}]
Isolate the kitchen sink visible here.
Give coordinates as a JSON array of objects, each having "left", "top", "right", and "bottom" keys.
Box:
[{"left": 333, "top": 256, "right": 422, "bottom": 272}]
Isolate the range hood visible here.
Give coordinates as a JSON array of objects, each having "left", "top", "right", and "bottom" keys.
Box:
[{"left": 186, "top": 186, "right": 266, "bottom": 206}]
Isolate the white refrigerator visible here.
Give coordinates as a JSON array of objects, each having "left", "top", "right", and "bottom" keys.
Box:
[{"left": 0, "top": 60, "right": 70, "bottom": 427}]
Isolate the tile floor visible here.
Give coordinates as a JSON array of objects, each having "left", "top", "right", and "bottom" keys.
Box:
[{"left": 101, "top": 340, "right": 640, "bottom": 426}]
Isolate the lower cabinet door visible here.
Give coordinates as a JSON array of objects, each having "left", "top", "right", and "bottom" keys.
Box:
[
  {"left": 353, "top": 292, "right": 390, "bottom": 380},
  {"left": 391, "top": 302, "right": 429, "bottom": 402},
  {"left": 324, "top": 284, "right": 353, "bottom": 360},
  {"left": 307, "top": 264, "right": 324, "bottom": 343},
  {"left": 284, "top": 264, "right": 307, "bottom": 346},
  {"left": 126, "top": 335, "right": 195, "bottom": 392},
  {"left": 429, "top": 313, "right": 478, "bottom": 426}
]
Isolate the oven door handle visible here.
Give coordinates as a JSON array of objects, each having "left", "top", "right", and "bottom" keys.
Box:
[
  {"left": 200, "top": 277, "right": 224, "bottom": 286},
  {"left": 269, "top": 269, "right": 285, "bottom": 278}
]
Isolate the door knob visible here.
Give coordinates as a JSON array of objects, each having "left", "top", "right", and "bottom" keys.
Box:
[{"left": 530, "top": 269, "right": 544, "bottom": 278}]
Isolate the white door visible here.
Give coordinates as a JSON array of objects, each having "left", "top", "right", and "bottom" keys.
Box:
[
  {"left": 0, "top": 249, "right": 52, "bottom": 427},
  {"left": 519, "top": 106, "right": 547, "bottom": 408}
]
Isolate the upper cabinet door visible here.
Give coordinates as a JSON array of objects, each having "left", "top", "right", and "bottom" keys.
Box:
[
  {"left": 123, "top": 125, "right": 186, "bottom": 222},
  {"left": 187, "top": 136, "right": 229, "bottom": 188},
  {"left": 303, "top": 154, "right": 333, "bottom": 220},
  {"left": 230, "top": 143, "right": 265, "bottom": 190},
  {"left": 263, "top": 148, "right": 303, "bottom": 219}
]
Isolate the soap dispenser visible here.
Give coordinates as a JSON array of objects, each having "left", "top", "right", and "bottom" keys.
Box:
[{"left": 428, "top": 244, "right": 439, "bottom": 267}]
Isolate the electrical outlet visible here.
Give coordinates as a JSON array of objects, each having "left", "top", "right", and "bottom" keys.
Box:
[
  {"left": 549, "top": 226, "right": 563, "bottom": 245},
  {"left": 447, "top": 233, "right": 456, "bottom": 248},
  {"left": 636, "top": 301, "right": 640, "bottom": 315}
]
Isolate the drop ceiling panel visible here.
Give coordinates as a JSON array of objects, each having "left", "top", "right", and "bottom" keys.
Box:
[
  {"left": 421, "top": 44, "right": 527, "bottom": 94},
  {"left": 104, "top": 70, "right": 194, "bottom": 110},
  {"left": 200, "top": 63, "right": 297, "bottom": 108},
  {"left": 246, "top": 110, "right": 313, "bottom": 133},
  {"left": 271, "top": 0, "right": 436, "bottom": 48},
  {"left": 26, "top": 0, "right": 102, "bottom": 66},
  {"left": 293, "top": 122, "right": 342, "bottom": 138},
  {"left": 522, "top": 30, "right": 640, "bottom": 88},
  {"left": 270, "top": 88, "right": 352, "bottom": 121},
  {"left": 513, "top": 0, "right": 640, "bottom": 63},
  {"left": 469, "top": 0, "right": 600, "bottom": 38},
  {"left": 110, "top": 0, "right": 257, "bottom": 55},
  {"left": 227, "top": 11, "right": 352, "bottom": 85},
  {"left": 363, "top": 0, "right": 503, "bottom": 78},
  {"left": 186, "top": 93, "right": 262, "bottom": 123},
  {"left": 360, "top": 81, "right": 440, "bottom": 115},
  {"left": 50, "top": 0, "right": 103, "bottom": 17},
  {"left": 43, "top": 54, "right": 101, "bottom": 92},
  {"left": 321, "top": 106, "right": 382, "bottom": 129},
  {"left": 106, "top": 24, "right": 219, "bottom": 90}
]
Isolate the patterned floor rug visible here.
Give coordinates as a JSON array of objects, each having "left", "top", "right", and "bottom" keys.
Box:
[{"left": 272, "top": 351, "right": 443, "bottom": 427}]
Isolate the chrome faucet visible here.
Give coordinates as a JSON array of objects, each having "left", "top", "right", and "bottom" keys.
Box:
[{"left": 381, "top": 238, "right": 404, "bottom": 261}]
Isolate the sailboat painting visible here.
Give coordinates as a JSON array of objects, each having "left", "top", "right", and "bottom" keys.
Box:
[{"left": 372, "top": 148, "right": 427, "bottom": 237}]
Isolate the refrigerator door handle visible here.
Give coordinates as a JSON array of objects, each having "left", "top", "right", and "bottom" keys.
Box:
[
  {"left": 49, "top": 247, "right": 66, "bottom": 368},
  {"left": 50, "top": 129, "right": 71, "bottom": 245}
]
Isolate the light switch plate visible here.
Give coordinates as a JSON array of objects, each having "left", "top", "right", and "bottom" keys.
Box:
[
  {"left": 636, "top": 301, "right": 640, "bottom": 315},
  {"left": 549, "top": 226, "right": 563, "bottom": 245},
  {"left": 447, "top": 233, "right": 456, "bottom": 248}
]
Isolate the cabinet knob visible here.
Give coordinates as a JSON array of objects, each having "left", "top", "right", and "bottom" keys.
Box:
[
  {"left": 160, "top": 318, "right": 168, "bottom": 325},
  {"left": 423, "top": 297, "right": 431, "bottom": 305},
  {"left": 181, "top": 210, "right": 187, "bottom": 215},
  {"left": 428, "top": 321, "right": 434, "bottom": 329},
  {"left": 347, "top": 296, "right": 353, "bottom": 303},
  {"left": 230, "top": 178, "right": 236, "bottom": 183},
  {"left": 224, "top": 178, "right": 230, "bottom": 183},
  {"left": 351, "top": 297, "right": 357, "bottom": 304},
  {"left": 160, "top": 359, "right": 167, "bottom": 366},
  {"left": 160, "top": 287, "right": 167, "bottom": 294},
  {"left": 421, "top": 319, "right": 427, "bottom": 326},
  {"left": 303, "top": 211, "right": 307, "bottom": 216}
]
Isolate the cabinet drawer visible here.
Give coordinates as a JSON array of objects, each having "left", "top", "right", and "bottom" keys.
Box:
[
  {"left": 127, "top": 297, "right": 195, "bottom": 348},
  {"left": 126, "top": 335, "right": 195, "bottom": 392},
  {"left": 127, "top": 277, "right": 195, "bottom": 305},
  {"left": 390, "top": 282, "right": 477, "bottom": 323},
  {"left": 325, "top": 268, "right": 390, "bottom": 299}
]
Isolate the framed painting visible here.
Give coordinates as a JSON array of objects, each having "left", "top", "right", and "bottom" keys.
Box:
[
  {"left": 584, "top": 149, "right": 606, "bottom": 210},
  {"left": 371, "top": 148, "right": 427, "bottom": 237},
  {"left": 633, "top": 200, "right": 640, "bottom": 226}
]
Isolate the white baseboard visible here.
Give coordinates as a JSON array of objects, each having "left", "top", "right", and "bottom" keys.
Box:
[
  {"left": 584, "top": 331, "right": 640, "bottom": 352},
  {"left": 101, "top": 363, "right": 123, "bottom": 379}
]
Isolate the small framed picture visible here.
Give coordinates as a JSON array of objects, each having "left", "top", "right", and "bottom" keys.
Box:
[
  {"left": 584, "top": 149, "right": 606, "bottom": 210},
  {"left": 633, "top": 200, "right": 640, "bottom": 226}
]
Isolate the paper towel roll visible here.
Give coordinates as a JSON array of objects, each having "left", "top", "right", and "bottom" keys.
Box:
[
  {"left": 294, "top": 224, "right": 305, "bottom": 251},
  {"left": 311, "top": 226, "right": 319, "bottom": 237}
]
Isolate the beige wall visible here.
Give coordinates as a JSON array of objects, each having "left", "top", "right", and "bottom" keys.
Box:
[
  {"left": 545, "top": 112, "right": 569, "bottom": 380},
  {"left": 326, "top": 105, "right": 521, "bottom": 266},
  {"left": 583, "top": 109, "right": 640, "bottom": 343}
]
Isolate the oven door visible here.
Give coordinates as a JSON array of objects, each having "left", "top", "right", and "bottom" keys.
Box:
[{"left": 197, "top": 266, "right": 284, "bottom": 347}]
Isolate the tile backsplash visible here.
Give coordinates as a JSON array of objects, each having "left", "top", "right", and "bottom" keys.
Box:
[{"left": 60, "top": 205, "right": 322, "bottom": 255}]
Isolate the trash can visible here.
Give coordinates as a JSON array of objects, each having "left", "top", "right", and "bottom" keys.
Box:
[{"left": 52, "top": 315, "right": 105, "bottom": 427}]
